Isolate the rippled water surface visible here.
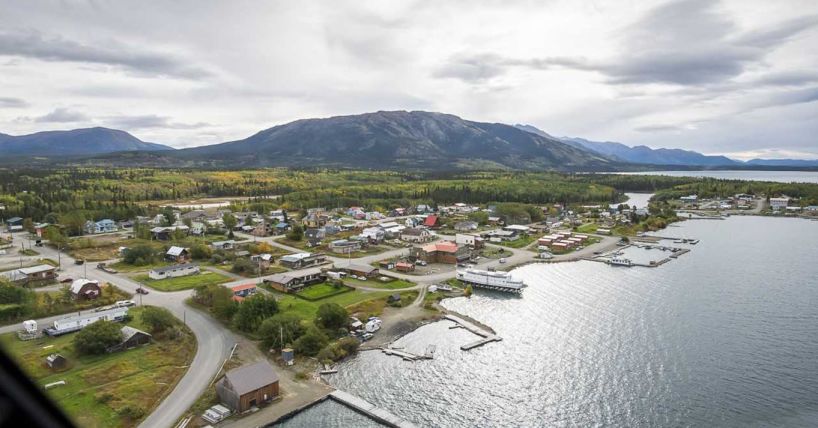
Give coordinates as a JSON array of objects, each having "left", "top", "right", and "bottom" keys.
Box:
[
  {"left": 288, "top": 216, "right": 818, "bottom": 427},
  {"left": 614, "top": 170, "right": 818, "bottom": 183}
]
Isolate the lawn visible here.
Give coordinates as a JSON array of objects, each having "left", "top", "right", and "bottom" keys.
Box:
[
  {"left": 575, "top": 223, "right": 599, "bottom": 234},
  {"left": 295, "top": 282, "right": 353, "bottom": 300},
  {"left": 264, "top": 287, "right": 399, "bottom": 320},
  {"left": 0, "top": 285, "right": 132, "bottom": 325},
  {"left": 344, "top": 277, "right": 416, "bottom": 290},
  {"left": 0, "top": 306, "right": 195, "bottom": 428},
  {"left": 135, "top": 270, "right": 232, "bottom": 291},
  {"left": 110, "top": 261, "right": 172, "bottom": 273}
]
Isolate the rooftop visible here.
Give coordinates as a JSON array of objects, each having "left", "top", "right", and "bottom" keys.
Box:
[{"left": 222, "top": 360, "right": 279, "bottom": 396}]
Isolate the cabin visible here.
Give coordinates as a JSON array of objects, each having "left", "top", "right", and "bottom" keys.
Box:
[
  {"left": 250, "top": 253, "right": 274, "bottom": 268},
  {"left": 395, "top": 262, "right": 415, "bottom": 272},
  {"left": 231, "top": 284, "right": 258, "bottom": 302},
  {"left": 342, "top": 264, "right": 379, "bottom": 278},
  {"left": 107, "top": 326, "right": 152, "bottom": 352},
  {"left": 423, "top": 215, "right": 441, "bottom": 229},
  {"left": 264, "top": 268, "right": 324, "bottom": 292},
  {"left": 150, "top": 225, "right": 189, "bottom": 240},
  {"left": 45, "top": 354, "right": 67, "bottom": 370},
  {"left": 165, "top": 246, "right": 189, "bottom": 263},
  {"left": 279, "top": 253, "right": 326, "bottom": 269},
  {"left": 211, "top": 240, "right": 236, "bottom": 251},
  {"left": 70, "top": 279, "right": 102, "bottom": 300},
  {"left": 149, "top": 263, "right": 199, "bottom": 280},
  {"left": 0, "top": 264, "right": 57, "bottom": 284},
  {"left": 216, "top": 360, "right": 280, "bottom": 413},
  {"left": 410, "top": 241, "right": 469, "bottom": 264}
]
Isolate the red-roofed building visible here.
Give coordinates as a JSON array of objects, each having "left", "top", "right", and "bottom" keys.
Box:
[
  {"left": 231, "top": 284, "right": 257, "bottom": 302},
  {"left": 423, "top": 215, "right": 441, "bottom": 228},
  {"left": 410, "top": 240, "right": 469, "bottom": 264}
]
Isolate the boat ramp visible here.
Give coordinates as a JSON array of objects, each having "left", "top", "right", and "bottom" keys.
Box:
[{"left": 445, "top": 314, "right": 503, "bottom": 351}]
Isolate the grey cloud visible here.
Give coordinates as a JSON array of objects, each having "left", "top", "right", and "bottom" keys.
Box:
[
  {"left": 753, "top": 71, "right": 818, "bottom": 87},
  {"left": 0, "top": 29, "right": 211, "bottom": 78},
  {"left": 34, "top": 107, "right": 89, "bottom": 123},
  {"left": 634, "top": 124, "right": 685, "bottom": 133},
  {"left": 0, "top": 97, "right": 28, "bottom": 108},
  {"left": 734, "top": 15, "right": 818, "bottom": 48},
  {"left": 433, "top": 53, "right": 507, "bottom": 83},
  {"left": 104, "top": 114, "right": 211, "bottom": 130}
]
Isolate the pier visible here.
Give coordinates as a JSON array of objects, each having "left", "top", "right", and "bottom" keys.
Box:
[
  {"left": 329, "top": 390, "right": 419, "bottom": 428},
  {"left": 445, "top": 314, "right": 502, "bottom": 351}
]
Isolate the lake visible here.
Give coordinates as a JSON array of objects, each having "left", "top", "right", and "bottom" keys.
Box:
[
  {"left": 613, "top": 170, "right": 818, "bottom": 183},
  {"left": 295, "top": 216, "right": 818, "bottom": 427}
]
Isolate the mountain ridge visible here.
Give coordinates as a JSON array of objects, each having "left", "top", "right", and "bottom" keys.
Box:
[{"left": 0, "top": 127, "right": 173, "bottom": 157}]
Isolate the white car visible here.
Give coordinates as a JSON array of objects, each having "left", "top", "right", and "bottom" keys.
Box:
[
  {"left": 499, "top": 258, "right": 507, "bottom": 264},
  {"left": 116, "top": 300, "right": 136, "bottom": 307}
]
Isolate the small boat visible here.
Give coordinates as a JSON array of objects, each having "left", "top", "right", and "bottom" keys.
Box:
[{"left": 610, "top": 257, "right": 633, "bottom": 267}]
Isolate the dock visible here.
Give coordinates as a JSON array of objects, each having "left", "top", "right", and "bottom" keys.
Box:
[
  {"left": 444, "top": 314, "right": 502, "bottom": 351},
  {"left": 329, "top": 390, "right": 419, "bottom": 428}
]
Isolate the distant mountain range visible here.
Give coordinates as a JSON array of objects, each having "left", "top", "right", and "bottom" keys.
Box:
[
  {"left": 92, "top": 111, "right": 614, "bottom": 170},
  {"left": 515, "top": 124, "right": 818, "bottom": 168},
  {"left": 1, "top": 113, "right": 816, "bottom": 170},
  {"left": 0, "top": 127, "right": 172, "bottom": 157}
]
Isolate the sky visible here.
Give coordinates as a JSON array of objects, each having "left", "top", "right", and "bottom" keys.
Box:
[{"left": 0, "top": 0, "right": 816, "bottom": 160}]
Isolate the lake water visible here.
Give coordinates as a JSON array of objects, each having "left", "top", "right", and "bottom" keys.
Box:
[
  {"left": 291, "top": 216, "right": 818, "bottom": 427},
  {"left": 614, "top": 170, "right": 818, "bottom": 183},
  {"left": 618, "top": 192, "right": 653, "bottom": 209}
]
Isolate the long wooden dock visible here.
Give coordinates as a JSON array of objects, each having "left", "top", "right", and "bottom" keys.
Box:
[
  {"left": 444, "top": 314, "right": 502, "bottom": 351},
  {"left": 329, "top": 390, "right": 419, "bottom": 428}
]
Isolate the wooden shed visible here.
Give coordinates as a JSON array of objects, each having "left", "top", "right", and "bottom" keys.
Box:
[{"left": 216, "top": 360, "right": 280, "bottom": 413}]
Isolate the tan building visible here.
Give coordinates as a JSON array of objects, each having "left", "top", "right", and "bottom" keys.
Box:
[{"left": 216, "top": 361, "right": 280, "bottom": 413}]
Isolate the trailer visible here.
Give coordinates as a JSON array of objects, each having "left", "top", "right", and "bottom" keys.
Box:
[{"left": 44, "top": 307, "right": 129, "bottom": 337}]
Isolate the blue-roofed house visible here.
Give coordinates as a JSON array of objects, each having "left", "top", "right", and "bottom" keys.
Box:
[{"left": 85, "top": 219, "right": 118, "bottom": 234}]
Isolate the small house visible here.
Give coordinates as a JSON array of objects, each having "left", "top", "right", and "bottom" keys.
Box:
[
  {"left": 231, "top": 284, "right": 258, "bottom": 302},
  {"left": 215, "top": 360, "right": 280, "bottom": 413},
  {"left": 328, "top": 239, "right": 362, "bottom": 254},
  {"left": 454, "top": 221, "right": 479, "bottom": 232},
  {"left": 423, "top": 215, "right": 441, "bottom": 229},
  {"left": 165, "top": 246, "right": 189, "bottom": 263},
  {"left": 85, "top": 219, "right": 118, "bottom": 234},
  {"left": 211, "top": 240, "right": 236, "bottom": 251},
  {"left": 264, "top": 268, "right": 324, "bottom": 292},
  {"left": 344, "top": 264, "right": 379, "bottom": 278},
  {"left": 279, "top": 253, "right": 326, "bottom": 269},
  {"left": 107, "top": 326, "right": 152, "bottom": 352},
  {"left": 45, "top": 354, "right": 67, "bottom": 369},
  {"left": 70, "top": 279, "right": 102, "bottom": 300},
  {"left": 5, "top": 217, "right": 23, "bottom": 232},
  {"left": 149, "top": 264, "right": 200, "bottom": 280},
  {"left": 395, "top": 262, "right": 415, "bottom": 272},
  {"left": 400, "top": 227, "right": 432, "bottom": 243}
]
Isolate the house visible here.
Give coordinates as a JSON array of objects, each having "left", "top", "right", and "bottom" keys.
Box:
[
  {"left": 70, "top": 279, "right": 102, "bottom": 300},
  {"left": 250, "top": 253, "right": 274, "bottom": 268},
  {"left": 5, "top": 217, "right": 23, "bottom": 232},
  {"left": 305, "top": 228, "right": 325, "bottom": 242},
  {"left": 274, "top": 222, "right": 290, "bottom": 234},
  {"left": 33, "top": 222, "right": 51, "bottom": 237},
  {"left": 455, "top": 233, "right": 484, "bottom": 249},
  {"left": 484, "top": 230, "right": 517, "bottom": 242},
  {"left": 107, "top": 326, "right": 152, "bottom": 352},
  {"left": 149, "top": 264, "right": 200, "bottom": 280},
  {"left": 396, "top": 262, "right": 415, "bottom": 272},
  {"left": 264, "top": 267, "right": 324, "bottom": 292},
  {"left": 423, "top": 215, "right": 441, "bottom": 229},
  {"left": 231, "top": 284, "right": 257, "bottom": 302},
  {"left": 400, "top": 227, "right": 432, "bottom": 243},
  {"left": 454, "top": 221, "right": 479, "bottom": 232},
  {"left": 180, "top": 210, "right": 208, "bottom": 222},
  {"left": 387, "top": 293, "right": 401, "bottom": 304},
  {"left": 211, "top": 240, "right": 236, "bottom": 251},
  {"left": 416, "top": 204, "right": 433, "bottom": 214},
  {"left": 378, "top": 221, "right": 404, "bottom": 238},
  {"left": 216, "top": 360, "right": 280, "bottom": 413},
  {"left": 234, "top": 250, "right": 251, "bottom": 258},
  {"left": 342, "top": 264, "right": 379, "bottom": 278},
  {"left": 83, "top": 219, "right": 117, "bottom": 234},
  {"left": 360, "top": 227, "right": 385, "bottom": 244},
  {"left": 1, "top": 264, "right": 58, "bottom": 284},
  {"left": 328, "top": 239, "right": 362, "bottom": 254},
  {"left": 189, "top": 221, "right": 206, "bottom": 236},
  {"left": 150, "top": 225, "right": 189, "bottom": 240},
  {"left": 770, "top": 197, "right": 790, "bottom": 210},
  {"left": 279, "top": 253, "right": 326, "bottom": 269},
  {"left": 165, "top": 246, "right": 189, "bottom": 263},
  {"left": 680, "top": 195, "right": 698, "bottom": 204},
  {"left": 597, "top": 228, "right": 611, "bottom": 235},
  {"left": 410, "top": 241, "right": 469, "bottom": 264},
  {"left": 45, "top": 354, "right": 67, "bottom": 369},
  {"left": 503, "top": 225, "right": 530, "bottom": 234}
]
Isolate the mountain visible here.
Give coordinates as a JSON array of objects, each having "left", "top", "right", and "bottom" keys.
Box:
[
  {"left": 515, "top": 125, "right": 738, "bottom": 166},
  {"left": 746, "top": 158, "right": 818, "bottom": 167},
  {"left": 160, "top": 111, "right": 613, "bottom": 170},
  {"left": 0, "top": 127, "right": 173, "bottom": 157}
]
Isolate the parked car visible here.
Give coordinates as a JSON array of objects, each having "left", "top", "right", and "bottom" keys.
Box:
[
  {"left": 499, "top": 258, "right": 507, "bottom": 264},
  {"left": 74, "top": 259, "right": 84, "bottom": 265},
  {"left": 136, "top": 287, "right": 149, "bottom": 295},
  {"left": 116, "top": 300, "right": 136, "bottom": 307},
  {"left": 60, "top": 277, "right": 73, "bottom": 284}
]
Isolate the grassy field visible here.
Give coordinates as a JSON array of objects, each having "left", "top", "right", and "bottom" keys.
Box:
[
  {"left": 344, "top": 277, "right": 416, "bottom": 290},
  {"left": 575, "top": 223, "right": 599, "bottom": 234},
  {"left": 0, "top": 306, "right": 195, "bottom": 428},
  {"left": 263, "top": 286, "right": 399, "bottom": 320},
  {"left": 134, "top": 270, "right": 232, "bottom": 291},
  {"left": 295, "top": 282, "right": 353, "bottom": 300},
  {"left": 0, "top": 285, "right": 132, "bottom": 325},
  {"left": 109, "top": 260, "right": 173, "bottom": 273}
]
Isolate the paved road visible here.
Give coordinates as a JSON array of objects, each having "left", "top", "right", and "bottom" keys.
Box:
[{"left": 0, "top": 232, "right": 237, "bottom": 428}]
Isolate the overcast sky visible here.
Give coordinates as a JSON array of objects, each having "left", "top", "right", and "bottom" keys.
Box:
[{"left": 1, "top": 0, "right": 816, "bottom": 159}]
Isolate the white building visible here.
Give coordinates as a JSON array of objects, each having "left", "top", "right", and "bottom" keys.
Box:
[
  {"left": 770, "top": 197, "right": 790, "bottom": 210},
  {"left": 149, "top": 264, "right": 200, "bottom": 280}
]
